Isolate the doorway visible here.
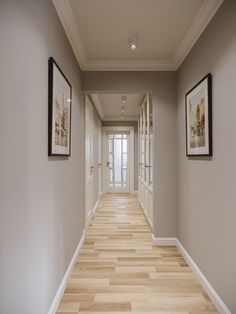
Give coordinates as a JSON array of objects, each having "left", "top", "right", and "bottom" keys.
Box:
[{"left": 103, "top": 126, "right": 134, "bottom": 193}]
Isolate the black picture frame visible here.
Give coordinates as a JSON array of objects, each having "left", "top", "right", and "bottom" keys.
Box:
[
  {"left": 185, "top": 73, "right": 212, "bottom": 157},
  {"left": 48, "top": 57, "right": 72, "bottom": 156}
]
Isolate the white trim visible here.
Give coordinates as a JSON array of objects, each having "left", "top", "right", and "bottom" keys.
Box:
[
  {"left": 152, "top": 236, "right": 231, "bottom": 314},
  {"left": 152, "top": 235, "right": 177, "bottom": 246},
  {"left": 52, "top": 0, "right": 87, "bottom": 70},
  {"left": 140, "top": 200, "right": 153, "bottom": 230},
  {"left": 173, "top": 0, "right": 224, "bottom": 68},
  {"left": 102, "top": 126, "right": 134, "bottom": 194},
  {"left": 85, "top": 199, "right": 99, "bottom": 229},
  {"left": 103, "top": 116, "right": 138, "bottom": 122},
  {"left": 175, "top": 239, "right": 231, "bottom": 314},
  {"left": 48, "top": 196, "right": 100, "bottom": 314},
  {"left": 84, "top": 60, "right": 176, "bottom": 71},
  {"left": 90, "top": 94, "right": 104, "bottom": 120},
  {"left": 53, "top": 0, "right": 223, "bottom": 71},
  {"left": 48, "top": 229, "right": 86, "bottom": 314}
]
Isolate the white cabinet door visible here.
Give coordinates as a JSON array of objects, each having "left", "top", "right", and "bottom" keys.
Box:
[
  {"left": 98, "top": 119, "right": 102, "bottom": 195},
  {"left": 85, "top": 96, "right": 94, "bottom": 222}
]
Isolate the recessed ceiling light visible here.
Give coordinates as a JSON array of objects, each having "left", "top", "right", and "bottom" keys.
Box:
[
  {"left": 122, "top": 96, "right": 126, "bottom": 103},
  {"left": 121, "top": 116, "right": 124, "bottom": 120},
  {"left": 130, "top": 36, "right": 137, "bottom": 50}
]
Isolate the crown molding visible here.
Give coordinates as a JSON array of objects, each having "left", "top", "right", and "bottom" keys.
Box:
[
  {"left": 83, "top": 59, "right": 176, "bottom": 71},
  {"left": 103, "top": 116, "right": 138, "bottom": 121},
  {"left": 52, "top": 0, "right": 87, "bottom": 70},
  {"left": 173, "top": 0, "right": 224, "bottom": 68},
  {"left": 90, "top": 94, "right": 105, "bottom": 120},
  {"left": 53, "top": 0, "right": 224, "bottom": 71}
]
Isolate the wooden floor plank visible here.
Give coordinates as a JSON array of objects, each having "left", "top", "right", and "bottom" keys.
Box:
[{"left": 57, "top": 194, "right": 218, "bottom": 313}]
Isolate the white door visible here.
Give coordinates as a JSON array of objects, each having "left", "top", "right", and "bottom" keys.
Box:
[
  {"left": 85, "top": 96, "right": 94, "bottom": 222},
  {"left": 106, "top": 132, "right": 130, "bottom": 193},
  {"left": 97, "top": 119, "right": 102, "bottom": 195}
]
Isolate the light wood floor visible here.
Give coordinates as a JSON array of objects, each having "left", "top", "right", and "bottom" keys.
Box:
[{"left": 57, "top": 194, "right": 218, "bottom": 314}]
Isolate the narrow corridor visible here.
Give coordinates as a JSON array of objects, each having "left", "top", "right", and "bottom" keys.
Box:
[{"left": 57, "top": 194, "right": 217, "bottom": 313}]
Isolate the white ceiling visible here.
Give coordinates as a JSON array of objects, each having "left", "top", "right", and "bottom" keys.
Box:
[
  {"left": 91, "top": 94, "right": 145, "bottom": 121},
  {"left": 53, "top": 0, "right": 223, "bottom": 70}
]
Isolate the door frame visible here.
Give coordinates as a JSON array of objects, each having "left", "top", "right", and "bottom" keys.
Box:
[
  {"left": 97, "top": 118, "right": 102, "bottom": 197},
  {"left": 85, "top": 95, "right": 94, "bottom": 225},
  {"left": 102, "top": 126, "right": 134, "bottom": 194}
]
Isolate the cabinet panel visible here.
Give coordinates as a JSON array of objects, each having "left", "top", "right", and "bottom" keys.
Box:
[{"left": 138, "top": 95, "right": 153, "bottom": 229}]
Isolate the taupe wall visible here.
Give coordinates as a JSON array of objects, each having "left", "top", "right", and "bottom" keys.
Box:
[
  {"left": 102, "top": 121, "right": 139, "bottom": 191},
  {"left": 176, "top": 1, "right": 236, "bottom": 312},
  {"left": 0, "top": 1, "right": 85, "bottom": 313},
  {"left": 82, "top": 72, "right": 177, "bottom": 237},
  {"left": 2, "top": 0, "right": 235, "bottom": 313}
]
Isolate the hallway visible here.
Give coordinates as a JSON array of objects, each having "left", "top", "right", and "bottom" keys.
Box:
[{"left": 57, "top": 194, "right": 217, "bottom": 313}]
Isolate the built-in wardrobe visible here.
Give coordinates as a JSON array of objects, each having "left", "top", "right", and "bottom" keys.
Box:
[{"left": 138, "top": 95, "right": 153, "bottom": 229}]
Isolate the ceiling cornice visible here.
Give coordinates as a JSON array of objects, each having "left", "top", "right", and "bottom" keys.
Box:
[
  {"left": 103, "top": 116, "right": 138, "bottom": 122},
  {"left": 52, "top": 0, "right": 86, "bottom": 70},
  {"left": 53, "top": 0, "right": 224, "bottom": 71},
  {"left": 173, "top": 0, "right": 224, "bottom": 68},
  {"left": 83, "top": 60, "right": 176, "bottom": 71},
  {"left": 90, "top": 94, "right": 105, "bottom": 120}
]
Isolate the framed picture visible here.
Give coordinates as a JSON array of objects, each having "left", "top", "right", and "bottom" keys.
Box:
[
  {"left": 185, "top": 73, "right": 212, "bottom": 156},
  {"left": 48, "top": 57, "right": 72, "bottom": 156}
]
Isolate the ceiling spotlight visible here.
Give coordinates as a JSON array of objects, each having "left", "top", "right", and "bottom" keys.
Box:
[
  {"left": 121, "top": 116, "right": 124, "bottom": 120},
  {"left": 122, "top": 96, "right": 126, "bottom": 103},
  {"left": 130, "top": 36, "right": 137, "bottom": 50},
  {"left": 121, "top": 105, "right": 125, "bottom": 113}
]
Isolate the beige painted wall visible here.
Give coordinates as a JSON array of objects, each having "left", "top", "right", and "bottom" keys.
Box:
[
  {"left": 176, "top": 1, "right": 236, "bottom": 312},
  {"left": 0, "top": 1, "right": 85, "bottom": 313},
  {"left": 82, "top": 72, "right": 177, "bottom": 237},
  {"left": 2, "top": 1, "right": 235, "bottom": 313}
]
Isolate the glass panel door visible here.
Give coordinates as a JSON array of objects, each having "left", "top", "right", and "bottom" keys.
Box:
[{"left": 107, "top": 133, "right": 129, "bottom": 192}]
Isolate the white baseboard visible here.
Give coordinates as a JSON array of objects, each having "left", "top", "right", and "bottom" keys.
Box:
[
  {"left": 85, "top": 199, "right": 99, "bottom": 229},
  {"left": 142, "top": 207, "right": 153, "bottom": 230},
  {"left": 92, "top": 199, "right": 99, "bottom": 214},
  {"left": 48, "top": 229, "right": 85, "bottom": 314},
  {"left": 138, "top": 198, "right": 153, "bottom": 230},
  {"left": 152, "top": 236, "right": 231, "bottom": 314},
  {"left": 175, "top": 239, "right": 231, "bottom": 314},
  {"left": 152, "top": 235, "right": 176, "bottom": 246},
  {"left": 48, "top": 197, "right": 101, "bottom": 313},
  {"left": 138, "top": 199, "right": 143, "bottom": 209}
]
